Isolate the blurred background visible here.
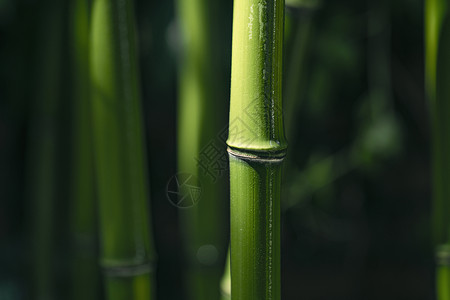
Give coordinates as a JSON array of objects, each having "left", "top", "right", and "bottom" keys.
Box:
[{"left": 0, "top": 0, "right": 433, "bottom": 299}]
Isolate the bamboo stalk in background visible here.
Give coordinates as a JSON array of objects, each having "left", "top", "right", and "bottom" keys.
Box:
[
  {"left": 176, "top": 0, "right": 230, "bottom": 299},
  {"left": 227, "top": 0, "right": 287, "bottom": 299},
  {"left": 90, "top": 0, "right": 156, "bottom": 298},
  {"left": 284, "top": 0, "right": 320, "bottom": 141},
  {"left": 68, "top": 0, "right": 100, "bottom": 299},
  {"left": 434, "top": 15, "right": 450, "bottom": 298},
  {"left": 27, "top": 1, "right": 65, "bottom": 298},
  {"left": 425, "top": 0, "right": 450, "bottom": 298},
  {"left": 425, "top": 0, "right": 449, "bottom": 247},
  {"left": 282, "top": 0, "right": 320, "bottom": 207}
]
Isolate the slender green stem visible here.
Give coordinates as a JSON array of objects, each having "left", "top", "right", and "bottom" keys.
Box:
[
  {"left": 284, "top": 14, "right": 312, "bottom": 139},
  {"left": 90, "top": 0, "right": 156, "bottom": 298},
  {"left": 68, "top": 0, "right": 100, "bottom": 299},
  {"left": 425, "top": 0, "right": 447, "bottom": 101},
  {"left": 221, "top": 4, "right": 315, "bottom": 297},
  {"left": 28, "top": 1, "right": 65, "bottom": 298},
  {"left": 437, "top": 245, "right": 450, "bottom": 300},
  {"left": 227, "top": 0, "right": 286, "bottom": 299},
  {"left": 176, "top": 0, "right": 230, "bottom": 299},
  {"left": 229, "top": 157, "right": 283, "bottom": 300},
  {"left": 425, "top": 0, "right": 450, "bottom": 248},
  {"left": 435, "top": 17, "right": 450, "bottom": 298},
  {"left": 435, "top": 14, "right": 450, "bottom": 246},
  {"left": 281, "top": 1, "right": 319, "bottom": 214},
  {"left": 284, "top": 0, "right": 318, "bottom": 141},
  {"left": 425, "top": 0, "right": 450, "bottom": 298}
]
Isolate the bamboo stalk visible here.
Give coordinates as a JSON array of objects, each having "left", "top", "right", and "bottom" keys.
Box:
[
  {"left": 90, "top": 0, "right": 156, "bottom": 298},
  {"left": 220, "top": 249, "right": 231, "bottom": 300},
  {"left": 68, "top": 0, "right": 100, "bottom": 299},
  {"left": 176, "top": 0, "right": 230, "bottom": 299},
  {"left": 435, "top": 16, "right": 450, "bottom": 245},
  {"left": 425, "top": 0, "right": 449, "bottom": 248},
  {"left": 28, "top": 1, "right": 66, "bottom": 298},
  {"left": 220, "top": 2, "right": 316, "bottom": 297},
  {"left": 437, "top": 245, "right": 450, "bottom": 299},
  {"left": 425, "top": 0, "right": 450, "bottom": 298},
  {"left": 227, "top": 0, "right": 287, "bottom": 299},
  {"left": 435, "top": 18, "right": 450, "bottom": 297}
]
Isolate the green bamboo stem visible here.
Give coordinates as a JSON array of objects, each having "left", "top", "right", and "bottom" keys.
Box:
[
  {"left": 227, "top": 0, "right": 286, "bottom": 299},
  {"left": 425, "top": 0, "right": 450, "bottom": 298},
  {"left": 435, "top": 18, "right": 450, "bottom": 299},
  {"left": 90, "top": 0, "right": 156, "bottom": 298},
  {"left": 284, "top": 0, "right": 321, "bottom": 141},
  {"left": 285, "top": 0, "right": 320, "bottom": 9},
  {"left": 28, "top": 1, "right": 65, "bottom": 298},
  {"left": 282, "top": 1, "right": 320, "bottom": 213},
  {"left": 229, "top": 157, "right": 283, "bottom": 299},
  {"left": 283, "top": 7, "right": 315, "bottom": 141},
  {"left": 435, "top": 15, "right": 450, "bottom": 245},
  {"left": 68, "top": 0, "right": 100, "bottom": 299},
  {"left": 176, "top": 0, "right": 229, "bottom": 299},
  {"left": 425, "top": 0, "right": 450, "bottom": 248}
]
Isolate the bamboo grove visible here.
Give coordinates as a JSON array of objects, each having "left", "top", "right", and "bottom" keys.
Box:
[{"left": 0, "top": 0, "right": 447, "bottom": 299}]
